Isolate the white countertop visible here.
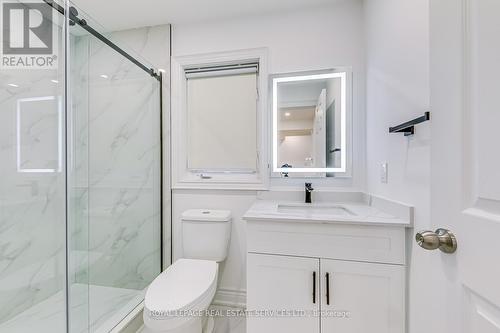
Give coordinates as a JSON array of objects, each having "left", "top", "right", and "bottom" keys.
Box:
[{"left": 243, "top": 200, "right": 412, "bottom": 227}]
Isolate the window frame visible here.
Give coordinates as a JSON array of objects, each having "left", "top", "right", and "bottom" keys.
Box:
[{"left": 171, "top": 48, "right": 269, "bottom": 190}]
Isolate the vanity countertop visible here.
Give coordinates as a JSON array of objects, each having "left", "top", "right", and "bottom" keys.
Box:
[{"left": 243, "top": 199, "right": 412, "bottom": 227}]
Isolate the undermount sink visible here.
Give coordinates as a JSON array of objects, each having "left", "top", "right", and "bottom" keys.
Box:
[{"left": 276, "top": 203, "right": 356, "bottom": 217}]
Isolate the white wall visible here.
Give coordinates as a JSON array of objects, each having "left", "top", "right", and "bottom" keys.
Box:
[
  {"left": 363, "top": 1, "right": 433, "bottom": 332},
  {"left": 171, "top": 1, "right": 365, "bottom": 304},
  {"left": 279, "top": 135, "right": 313, "bottom": 167}
]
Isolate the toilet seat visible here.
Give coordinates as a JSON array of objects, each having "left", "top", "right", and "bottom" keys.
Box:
[{"left": 144, "top": 259, "right": 218, "bottom": 331}]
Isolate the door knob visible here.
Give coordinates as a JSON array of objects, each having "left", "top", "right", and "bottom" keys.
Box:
[{"left": 415, "top": 228, "right": 457, "bottom": 253}]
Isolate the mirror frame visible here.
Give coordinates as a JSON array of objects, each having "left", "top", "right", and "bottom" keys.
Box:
[{"left": 271, "top": 69, "right": 350, "bottom": 174}]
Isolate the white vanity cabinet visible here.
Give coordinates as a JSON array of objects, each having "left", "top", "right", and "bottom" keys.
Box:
[
  {"left": 245, "top": 212, "right": 409, "bottom": 333},
  {"left": 319, "top": 258, "right": 405, "bottom": 333},
  {"left": 247, "top": 254, "right": 320, "bottom": 333}
]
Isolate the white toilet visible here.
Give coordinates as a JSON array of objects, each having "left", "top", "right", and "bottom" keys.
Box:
[{"left": 143, "top": 209, "right": 232, "bottom": 333}]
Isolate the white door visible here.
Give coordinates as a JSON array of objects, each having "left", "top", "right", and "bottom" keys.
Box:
[
  {"left": 430, "top": 0, "right": 500, "bottom": 332},
  {"left": 320, "top": 259, "right": 405, "bottom": 333},
  {"left": 312, "top": 89, "right": 326, "bottom": 168},
  {"left": 247, "top": 253, "right": 320, "bottom": 333}
]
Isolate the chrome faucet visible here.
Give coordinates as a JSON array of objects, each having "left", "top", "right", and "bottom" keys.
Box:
[{"left": 305, "top": 182, "right": 314, "bottom": 203}]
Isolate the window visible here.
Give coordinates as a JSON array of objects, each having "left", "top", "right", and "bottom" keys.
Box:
[
  {"left": 186, "top": 70, "right": 258, "bottom": 172},
  {"left": 172, "top": 49, "right": 268, "bottom": 189}
]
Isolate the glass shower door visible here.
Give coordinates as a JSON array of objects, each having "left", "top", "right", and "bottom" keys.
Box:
[
  {"left": 68, "top": 5, "right": 162, "bottom": 333},
  {"left": 0, "top": 1, "right": 162, "bottom": 332},
  {"left": 0, "top": 1, "right": 67, "bottom": 332}
]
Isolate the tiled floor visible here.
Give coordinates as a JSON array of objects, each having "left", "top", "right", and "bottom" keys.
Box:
[
  {"left": 2, "top": 287, "right": 245, "bottom": 333},
  {"left": 0, "top": 284, "right": 144, "bottom": 333}
]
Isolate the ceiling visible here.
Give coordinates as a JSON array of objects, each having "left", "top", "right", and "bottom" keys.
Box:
[
  {"left": 280, "top": 107, "right": 315, "bottom": 121},
  {"left": 73, "top": 0, "right": 338, "bottom": 31}
]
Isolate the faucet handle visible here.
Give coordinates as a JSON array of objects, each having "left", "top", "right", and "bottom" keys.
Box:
[{"left": 305, "top": 182, "right": 314, "bottom": 190}]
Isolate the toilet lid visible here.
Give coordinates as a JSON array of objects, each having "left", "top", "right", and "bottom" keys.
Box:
[{"left": 145, "top": 259, "right": 217, "bottom": 312}]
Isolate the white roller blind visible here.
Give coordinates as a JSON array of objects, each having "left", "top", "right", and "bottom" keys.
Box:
[{"left": 187, "top": 73, "right": 258, "bottom": 171}]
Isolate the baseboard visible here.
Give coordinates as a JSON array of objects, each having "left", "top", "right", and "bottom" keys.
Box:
[{"left": 212, "top": 288, "right": 246, "bottom": 308}]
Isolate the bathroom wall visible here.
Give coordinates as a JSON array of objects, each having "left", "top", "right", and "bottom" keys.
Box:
[
  {"left": 363, "top": 1, "right": 438, "bottom": 332},
  {"left": 171, "top": 0, "right": 365, "bottom": 305},
  {"left": 173, "top": 0, "right": 365, "bottom": 191},
  {"left": 279, "top": 135, "right": 313, "bottom": 167}
]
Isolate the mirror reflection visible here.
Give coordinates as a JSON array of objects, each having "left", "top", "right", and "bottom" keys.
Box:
[{"left": 273, "top": 71, "right": 347, "bottom": 176}]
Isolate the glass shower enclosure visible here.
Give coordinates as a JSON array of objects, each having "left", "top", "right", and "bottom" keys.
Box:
[{"left": 0, "top": 1, "right": 164, "bottom": 332}]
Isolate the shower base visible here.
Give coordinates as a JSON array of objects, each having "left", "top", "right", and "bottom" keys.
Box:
[{"left": 0, "top": 283, "right": 144, "bottom": 333}]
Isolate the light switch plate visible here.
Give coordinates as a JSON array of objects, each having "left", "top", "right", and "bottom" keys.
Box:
[{"left": 381, "top": 162, "right": 388, "bottom": 183}]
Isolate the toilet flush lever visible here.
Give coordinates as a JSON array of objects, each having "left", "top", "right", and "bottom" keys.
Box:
[{"left": 415, "top": 228, "right": 457, "bottom": 253}]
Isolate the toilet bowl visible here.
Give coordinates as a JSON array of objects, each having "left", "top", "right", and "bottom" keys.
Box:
[
  {"left": 143, "top": 259, "right": 218, "bottom": 333},
  {"left": 143, "top": 209, "right": 231, "bottom": 333}
]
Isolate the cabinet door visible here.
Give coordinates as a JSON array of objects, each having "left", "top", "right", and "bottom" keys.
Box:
[
  {"left": 320, "top": 259, "right": 405, "bottom": 333},
  {"left": 247, "top": 253, "right": 320, "bottom": 333}
]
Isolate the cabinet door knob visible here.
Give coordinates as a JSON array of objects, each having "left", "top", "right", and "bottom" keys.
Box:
[{"left": 415, "top": 228, "right": 457, "bottom": 253}]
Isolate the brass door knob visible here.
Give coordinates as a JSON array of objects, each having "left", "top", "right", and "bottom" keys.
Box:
[{"left": 415, "top": 228, "right": 457, "bottom": 253}]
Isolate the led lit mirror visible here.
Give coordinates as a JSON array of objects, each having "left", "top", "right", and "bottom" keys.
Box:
[{"left": 272, "top": 69, "right": 350, "bottom": 177}]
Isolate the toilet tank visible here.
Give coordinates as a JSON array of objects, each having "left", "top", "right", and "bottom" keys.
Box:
[{"left": 181, "top": 209, "right": 232, "bottom": 262}]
